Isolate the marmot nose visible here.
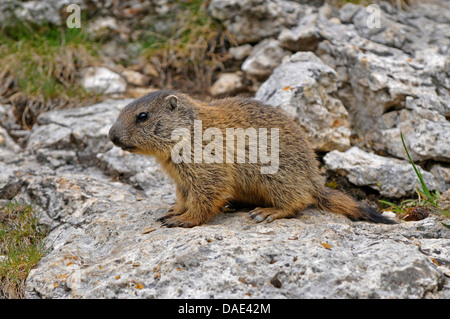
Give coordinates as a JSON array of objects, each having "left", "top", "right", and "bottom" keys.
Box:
[
  {"left": 108, "top": 126, "right": 121, "bottom": 146},
  {"left": 110, "top": 135, "right": 121, "bottom": 147}
]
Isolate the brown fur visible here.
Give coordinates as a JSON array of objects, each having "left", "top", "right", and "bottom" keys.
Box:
[{"left": 109, "top": 90, "right": 395, "bottom": 227}]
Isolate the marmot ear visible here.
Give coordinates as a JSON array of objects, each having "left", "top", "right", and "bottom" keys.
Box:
[{"left": 164, "top": 95, "right": 178, "bottom": 110}]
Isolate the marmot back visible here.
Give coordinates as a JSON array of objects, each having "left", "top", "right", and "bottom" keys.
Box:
[{"left": 109, "top": 90, "right": 395, "bottom": 227}]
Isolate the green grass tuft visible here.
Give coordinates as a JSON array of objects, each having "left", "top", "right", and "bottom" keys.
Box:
[
  {"left": 0, "top": 19, "right": 102, "bottom": 128},
  {"left": 379, "top": 132, "right": 449, "bottom": 219},
  {"left": 0, "top": 200, "right": 48, "bottom": 299}
]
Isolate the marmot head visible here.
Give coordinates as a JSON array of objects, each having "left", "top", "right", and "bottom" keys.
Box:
[{"left": 109, "top": 90, "right": 195, "bottom": 157}]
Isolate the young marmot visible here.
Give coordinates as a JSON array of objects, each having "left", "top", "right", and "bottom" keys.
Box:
[{"left": 108, "top": 90, "right": 395, "bottom": 227}]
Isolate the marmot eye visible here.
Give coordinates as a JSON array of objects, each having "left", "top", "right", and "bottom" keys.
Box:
[{"left": 137, "top": 112, "right": 148, "bottom": 123}]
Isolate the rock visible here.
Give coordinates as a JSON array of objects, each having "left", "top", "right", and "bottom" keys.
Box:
[
  {"left": 414, "top": 48, "right": 450, "bottom": 93},
  {"left": 0, "top": 161, "right": 20, "bottom": 200},
  {"left": 369, "top": 106, "right": 450, "bottom": 163},
  {"left": 97, "top": 147, "right": 174, "bottom": 200},
  {"left": 87, "top": 16, "right": 131, "bottom": 42},
  {"left": 35, "top": 149, "right": 77, "bottom": 170},
  {"left": 142, "top": 63, "right": 160, "bottom": 78},
  {"left": 0, "top": 0, "right": 86, "bottom": 27},
  {"left": 337, "top": 1, "right": 450, "bottom": 55},
  {"left": 399, "top": 110, "right": 450, "bottom": 163},
  {"left": 0, "top": 104, "right": 19, "bottom": 133},
  {"left": 27, "top": 123, "right": 73, "bottom": 152},
  {"left": 210, "top": 72, "right": 245, "bottom": 96},
  {"left": 0, "top": 97, "right": 446, "bottom": 300},
  {"left": 27, "top": 99, "right": 133, "bottom": 160},
  {"left": 352, "top": 6, "right": 408, "bottom": 50},
  {"left": 296, "top": 0, "right": 324, "bottom": 7},
  {"left": 11, "top": 1, "right": 61, "bottom": 26},
  {"left": 0, "top": 1, "right": 20, "bottom": 26},
  {"left": 316, "top": 14, "right": 450, "bottom": 162},
  {"left": 99, "top": 41, "right": 133, "bottom": 63},
  {"left": 0, "top": 125, "right": 21, "bottom": 160},
  {"left": 81, "top": 67, "right": 127, "bottom": 95},
  {"left": 121, "top": 70, "right": 149, "bottom": 87},
  {"left": 381, "top": 210, "right": 396, "bottom": 219},
  {"left": 87, "top": 17, "right": 121, "bottom": 36},
  {"left": 208, "top": 0, "right": 307, "bottom": 44},
  {"left": 229, "top": 44, "right": 253, "bottom": 60},
  {"left": 392, "top": 1, "right": 450, "bottom": 55},
  {"left": 25, "top": 200, "right": 449, "bottom": 298},
  {"left": 323, "top": 147, "right": 440, "bottom": 198},
  {"left": 241, "top": 39, "right": 291, "bottom": 80},
  {"left": 319, "top": 41, "right": 413, "bottom": 131},
  {"left": 338, "top": 3, "right": 362, "bottom": 23},
  {"left": 278, "top": 13, "right": 320, "bottom": 51},
  {"left": 430, "top": 164, "right": 450, "bottom": 192},
  {"left": 255, "top": 52, "right": 351, "bottom": 152}
]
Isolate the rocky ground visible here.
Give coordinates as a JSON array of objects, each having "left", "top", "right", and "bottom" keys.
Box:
[
  {"left": 0, "top": 0, "right": 449, "bottom": 298},
  {"left": 1, "top": 100, "right": 449, "bottom": 298}
]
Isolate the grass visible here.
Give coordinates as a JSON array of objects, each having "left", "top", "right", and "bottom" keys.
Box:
[
  {"left": 0, "top": 200, "right": 48, "bottom": 299},
  {"left": 0, "top": 1, "right": 233, "bottom": 128},
  {"left": 379, "top": 132, "right": 449, "bottom": 219},
  {"left": 138, "top": 0, "right": 234, "bottom": 94},
  {"left": 0, "top": 18, "right": 102, "bottom": 128}
]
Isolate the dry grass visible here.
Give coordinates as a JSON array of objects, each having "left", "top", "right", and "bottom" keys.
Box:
[{"left": 138, "top": 0, "right": 235, "bottom": 95}]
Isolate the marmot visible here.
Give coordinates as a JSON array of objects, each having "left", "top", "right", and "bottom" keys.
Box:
[{"left": 109, "top": 90, "right": 395, "bottom": 227}]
